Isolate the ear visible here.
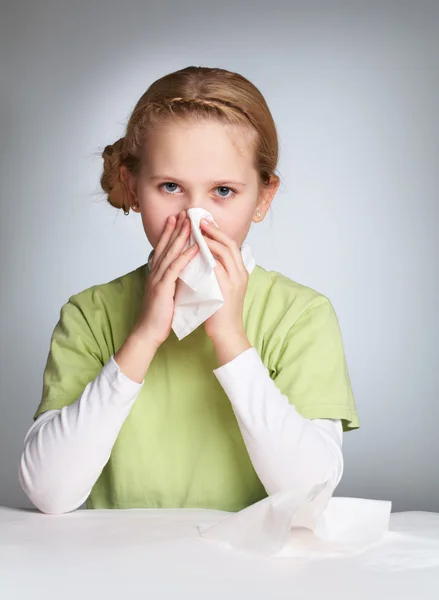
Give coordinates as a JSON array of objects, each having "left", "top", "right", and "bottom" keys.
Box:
[
  {"left": 253, "top": 175, "right": 280, "bottom": 222},
  {"left": 119, "top": 165, "right": 137, "bottom": 207}
]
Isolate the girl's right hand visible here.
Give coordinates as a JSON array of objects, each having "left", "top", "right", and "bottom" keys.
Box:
[{"left": 133, "top": 210, "right": 199, "bottom": 347}]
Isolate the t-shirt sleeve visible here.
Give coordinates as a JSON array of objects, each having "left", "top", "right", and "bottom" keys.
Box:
[
  {"left": 33, "top": 297, "right": 105, "bottom": 421},
  {"left": 272, "top": 296, "right": 359, "bottom": 432}
]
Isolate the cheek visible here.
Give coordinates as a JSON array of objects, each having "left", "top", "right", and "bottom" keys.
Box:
[
  {"left": 215, "top": 198, "right": 256, "bottom": 235},
  {"left": 139, "top": 206, "right": 178, "bottom": 248},
  {"left": 213, "top": 215, "right": 252, "bottom": 246}
]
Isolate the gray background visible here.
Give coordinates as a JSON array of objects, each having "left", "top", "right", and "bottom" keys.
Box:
[{"left": 1, "top": 1, "right": 438, "bottom": 512}]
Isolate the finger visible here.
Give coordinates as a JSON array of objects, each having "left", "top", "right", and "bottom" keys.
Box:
[
  {"left": 150, "top": 215, "right": 178, "bottom": 270},
  {"left": 154, "top": 211, "right": 187, "bottom": 270},
  {"left": 161, "top": 242, "right": 199, "bottom": 287},
  {"left": 200, "top": 220, "right": 232, "bottom": 246},
  {"left": 202, "top": 236, "right": 238, "bottom": 276},
  {"left": 200, "top": 220, "right": 242, "bottom": 270},
  {"left": 166, "top": 210, "right": 187, "bottom": 249},
  {"left": 155, "top": 217, "right": 192, "bottom": 280},
  {"left": 157, "top": 216, "right": 190, "bottom": 274}
]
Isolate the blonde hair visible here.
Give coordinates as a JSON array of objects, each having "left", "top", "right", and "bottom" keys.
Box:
[{"left": 100, "top": 66, "right": 279, "bottom": 211}]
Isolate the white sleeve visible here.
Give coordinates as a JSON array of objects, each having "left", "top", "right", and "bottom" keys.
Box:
[
  {"left": 213, "top": 347, "right": 344, "bottom": 495},
  {"left": 19, "top": 356, "right": 144, "bottom": 515}
]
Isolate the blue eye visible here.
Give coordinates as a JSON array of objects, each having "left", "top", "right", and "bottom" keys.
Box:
[
  {"left": 160, "top": 182, "right": 235, "bottom": 199},
  {"left": 216, "top": 186, "right": 234, "bottom": 198},
  {"left": 161, "top": 182, "right": 181, "bottom": 193}
]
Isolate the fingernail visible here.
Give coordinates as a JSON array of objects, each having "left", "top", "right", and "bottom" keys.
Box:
[{"left": 201, "top": 219, "right": 210, "bottom": 226}]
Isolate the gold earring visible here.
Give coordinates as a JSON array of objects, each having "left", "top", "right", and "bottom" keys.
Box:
[{"left": 255, "top": 210, "right": 261, "bottom": 218}]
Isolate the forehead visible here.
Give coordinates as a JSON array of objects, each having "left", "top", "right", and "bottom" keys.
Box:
[{"left": 143, "top": 119, "right": 256, "bottom": 179}]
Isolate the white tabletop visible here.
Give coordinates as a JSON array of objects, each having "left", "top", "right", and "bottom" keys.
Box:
[{"left": 1, "top": 506, "right": 438, "bottom": 599}]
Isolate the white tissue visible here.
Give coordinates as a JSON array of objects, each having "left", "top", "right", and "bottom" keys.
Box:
[
  {"left": 172, "top": 208, "right": 223, "bottom": 340},
  {"left": 148, "top": 208, "right": 255, "bottom": 340},
  {"left": 198, "top": 484, "right": 392, "bottom": 558}
]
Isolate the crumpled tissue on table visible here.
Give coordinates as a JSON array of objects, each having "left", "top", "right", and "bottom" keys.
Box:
[{"left": 197, "top": 482, "right": 392, "bottom": 558}]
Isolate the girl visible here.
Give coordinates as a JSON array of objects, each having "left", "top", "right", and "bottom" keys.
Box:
[{"left": 19, "top": 66, "right": 359, "bottom": 515}]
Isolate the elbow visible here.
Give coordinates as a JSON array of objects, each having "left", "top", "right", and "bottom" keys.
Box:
[
  {"left": 332, "top": 453, "right": 344, "bottom": 490},
  {"left": 267, "top": 438, "right": 344, "bottom": 496},
  {"left": 323, "top": 435, "right": 344, "bottom": 491},
  {"left": 18, "top": 454, "right": 79, "bottom": 516},
  {"left": 34, "top": 497, "right": 78, "bottom": 516}
]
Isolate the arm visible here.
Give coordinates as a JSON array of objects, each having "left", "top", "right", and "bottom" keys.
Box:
[
  {"left": 20, "top": 325, "right": 159, "bottom": 515},
  {"left": 211, "top": 296, "right": 358, "bottom": 496},
  {"left": 19, "top": 356, "right": 145, "bottom": 515},
  {"left": 213, "top": 347, "right": 343, "bottom": 495}
]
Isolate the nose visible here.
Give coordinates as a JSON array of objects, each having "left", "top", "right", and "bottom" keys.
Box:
[
  {"left": 182, "top": 191, "right": 212, "bottom": 213},
  {"left": 183, "top": 202, "right": 201, "bottom": 214}
]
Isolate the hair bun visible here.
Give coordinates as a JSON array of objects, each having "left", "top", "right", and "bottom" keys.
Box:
[{"left": 100, "top": 137, "right": 126, "bottom": 209}]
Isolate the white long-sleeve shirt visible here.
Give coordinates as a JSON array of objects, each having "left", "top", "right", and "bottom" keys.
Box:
[{"left": 19, "top": 347, "right": 343, "bottom": 515}]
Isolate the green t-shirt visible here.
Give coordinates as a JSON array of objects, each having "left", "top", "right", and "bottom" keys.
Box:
[{"left": 34, "top": 262, "right": 359, "bottom": 511}]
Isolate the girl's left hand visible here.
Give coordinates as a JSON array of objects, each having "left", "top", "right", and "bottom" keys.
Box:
[{"left": 200, "top": 218, "right": 249, "bottom": 341}]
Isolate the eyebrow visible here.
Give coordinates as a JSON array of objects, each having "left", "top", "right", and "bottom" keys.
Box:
[{"left": 149, "top": 175, "right": 247, "bottom": 187}]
